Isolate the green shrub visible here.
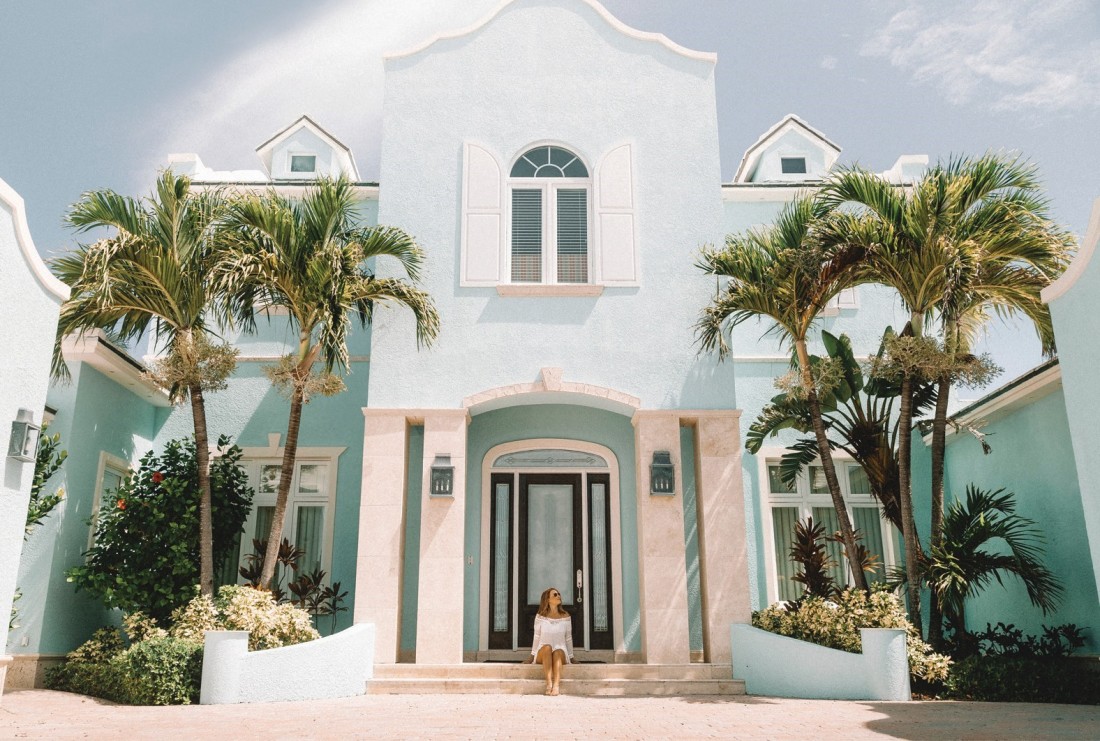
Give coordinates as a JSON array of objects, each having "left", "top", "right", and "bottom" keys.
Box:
[
  {"left": 119, "top": 637, "right": 203, "bottom": 705},
  {"left": 753, "top": 588, "right": 952, "bottom": 682},
  {"left": 169, "top": 585, "right": 319, "bottom": 651},
  {"left": 67, "top": 436, "right": 253, "bottom": 623},
  {"left": 946, "top": 655, "right": 1100, "bottom": 704}
]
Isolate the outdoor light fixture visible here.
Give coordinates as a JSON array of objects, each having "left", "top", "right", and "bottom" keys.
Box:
[
  {"left": 8, "top": 408, "right": 41, "bottom": 463},
  {"left": 650, "top": 451, "right": 675, "bottom": 495},
  {"left": 430, "top": 455, "right": 455, "bottom": 496}
]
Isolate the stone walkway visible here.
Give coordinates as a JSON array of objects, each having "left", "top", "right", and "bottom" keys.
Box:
[{"left": 2, "top": 689, "right": 1099, "bottom": 739}]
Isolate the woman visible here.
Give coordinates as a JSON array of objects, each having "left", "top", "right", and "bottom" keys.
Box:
[{"left": 524, "top": 586, "right": 575, "bottom": 695}]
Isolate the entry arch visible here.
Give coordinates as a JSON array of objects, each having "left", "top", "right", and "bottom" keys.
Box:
[{"left": 478, "top": 438, "right": 624, "bottom": 657}]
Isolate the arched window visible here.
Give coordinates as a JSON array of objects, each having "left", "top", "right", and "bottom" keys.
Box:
[{"left": 508, "top": 145, "right": 590, "bottom": 283}]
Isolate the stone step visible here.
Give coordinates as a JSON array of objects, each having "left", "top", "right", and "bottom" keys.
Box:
[
  {"left": 372, "top": 663, "right": 733, "bottom": 681},
  {"left": 367, "top": 677, "right": 745, "bottom": 696}
]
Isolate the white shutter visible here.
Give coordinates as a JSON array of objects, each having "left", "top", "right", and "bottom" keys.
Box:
[
  {"left": 837, "top": 287, "right": 858, "bottom": 309},
  {"left": 596, "top": 143, "right": 637, "bottom": 285},
  {"left": 461, "top": 143, "right": 503, "bottom": 286}
]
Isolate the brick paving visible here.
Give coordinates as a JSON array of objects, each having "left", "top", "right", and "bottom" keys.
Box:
[{"left": 2, "top": 689, "right": 1099, "bottom": 739}]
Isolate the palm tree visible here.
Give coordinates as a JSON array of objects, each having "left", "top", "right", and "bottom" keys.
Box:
[
  {"left": 216, "top": 176, "right": 440, "bottom": 589},
  {"left": 697, "top": 197, "right": 871, "bottom": 591},
  {"left": 53, "top": 171, "right": 234, "bottom": 597},
  {"left": 929, "top": 485, "right": 1063, "bottom": 635}
]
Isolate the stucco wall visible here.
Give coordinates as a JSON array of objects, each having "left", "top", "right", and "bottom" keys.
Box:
[{"left": 369, "top": 0, "right": 732, "bottom": 412}]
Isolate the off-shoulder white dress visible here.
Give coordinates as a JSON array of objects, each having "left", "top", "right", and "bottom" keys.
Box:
[{"left": 531, "top": 614, "right": 574, "bottom": 660}]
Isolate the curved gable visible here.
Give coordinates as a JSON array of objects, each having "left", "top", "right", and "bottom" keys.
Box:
[{"left": 0, "top": 177, "right": 69, "bottom": 302}]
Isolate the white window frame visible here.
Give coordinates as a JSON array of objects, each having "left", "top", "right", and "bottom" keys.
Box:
[
  {"left": 232, "top": 443, "right": 344, "bottom": 582},
  {"left": 287, "top": 151, "right": 318, "bottom": 175},
  {"left": 757, "top": 447, "right": 897, "bottom": 605},
  {"left": 779, "top": 155, "right": 808, "bottom": 175},
  {"left": 505, "top": 144, "right": 592, "bottom": 285},
  {"left": 89, "top": 451, "right": 130, "bottom": 548},
  {"left": 821, "top": 287, "right": 860, "bottom": 315}
]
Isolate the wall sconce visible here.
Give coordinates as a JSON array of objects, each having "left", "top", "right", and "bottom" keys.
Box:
[
  {"left": 650, "top": 451, "right": 675, "bottom": 495},
  {"left": 8, "top": 408, "right": 41, "bottom": 463},
  {"left": 430, "top": 455, "right": 455, "bottom": 496}
]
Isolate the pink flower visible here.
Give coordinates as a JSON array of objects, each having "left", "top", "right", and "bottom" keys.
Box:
[
  {"left": 151, "top": 471, "right": 164, "bottom": 484},
  {"left": 117, "top": 499, "right": 126, "bottom": 510}
]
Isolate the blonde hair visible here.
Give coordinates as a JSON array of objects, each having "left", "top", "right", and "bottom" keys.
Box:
[{"left": 537, "top": 587, "right": 570, "bottom": 617}]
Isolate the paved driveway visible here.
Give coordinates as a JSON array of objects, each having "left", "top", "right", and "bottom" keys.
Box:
[{"left": 2, "top": 689, "right": 1099, "bottom": 739}]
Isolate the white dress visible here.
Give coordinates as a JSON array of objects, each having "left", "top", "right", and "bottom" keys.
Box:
[{"left": 531, "top": 614, "right": 574, "bottom": 660}]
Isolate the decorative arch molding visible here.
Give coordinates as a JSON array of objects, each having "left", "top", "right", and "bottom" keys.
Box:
[
  {"left": 0, "top": 176, "right": 70, "bottom": 301},
  {"left": 462, "top": 367, "right": 640, "bottom": 417},
  {"left": 1042, "top": 197, "right": 1100, "bottom": 304},
  {"left": 477, "top": 437, "right": 624, "bottom": 655},
  {"left": 384, "top": 0, "right": 717, "bottom": 64}
]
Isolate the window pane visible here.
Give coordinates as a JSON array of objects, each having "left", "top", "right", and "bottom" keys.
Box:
[
  {"left": 556, "top": 189, "right": 588, "bottom": 283},
  {"left": 216, "top": 533, "right": 242, "bottom": 587},
  {"left": 526, "top": 484, "right": 573, "bottom": 604},
  {"left": 493, "top": 483, "right": 510, "bottom": 632},
  {"left": 259, "top": 465, "right": 281, "bottom": 495},
  {"left": 101, "top": 469, "right": 123, "bottom": 496},
  {"left": 297, "top": 464, "right": 325, "bottom": 495},
  {"left": 254, "top": 506, "right": 275, "bottom": 546},
  {"left": 768, "top": 465, "right": 796, "bottom": 494},
  {"left": 853, "top": 507, "right": 886, "bottom": 584},
  {"left": 511, "top": 189, "right": 542, "bottom": 282},
  {"left": 295, "top": 506, "right": 324, "bottom": 574},
  {"left": 591, "top": 483, "right": 608, "bottom": 632},
  {"left": 290, "top": 154, "right": 316, "bottom": 173},
  {"left": 510, "top": 157, "right": 538, "bottom": 178},
  {"left": 812, "top": 506, "right": 848, "bottom": 587},
  {"left": 771, "top": 507, "right": 800, "bottom": 602},
  {"left": 781, "top": 157, "right": 807, "bottom": 174},
  {"left": 809, "top": 466, "right": 828, "bottom": 494},
  {"left": 848, "top": 465, "right": 872, "bottom": 496}
]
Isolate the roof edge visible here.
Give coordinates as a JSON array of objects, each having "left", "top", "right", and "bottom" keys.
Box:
[
  {"left": 1042, "top": 196, "right": 1100, "bottom": 304},
  {"left": 0, "top": 176, "right": 70, "bottom": 302}
]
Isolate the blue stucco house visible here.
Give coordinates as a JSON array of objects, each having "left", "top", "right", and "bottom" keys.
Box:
[{"left": 5, "top": 0, "right": 1098, "bottom": 690}]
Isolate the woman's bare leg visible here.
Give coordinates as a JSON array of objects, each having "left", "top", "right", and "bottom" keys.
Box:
[
  {"left": 550, "top": 649, "right": 565, "bottom": 695},
  {"left": 537, "top": 646, "right": 553, "bottom": 694}
]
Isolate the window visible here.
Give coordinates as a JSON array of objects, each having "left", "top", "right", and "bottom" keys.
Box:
[
  {"left": 222, "top": 458, "right": 335, "bottom": 585},
  {"left": 780, "top": 156, "right": 807, "bottom": 174},
  {"left": 508, "top": 146, "right": 590, "bottom": 284},
  {"left": 89, "top": 452, "right": 130, "bottom": 547},
  {"left": 762, "top": 457, "right": 894, "bottom": 603},
  {"left": 290, "top": 154, "right": 317, "bottom": 173}
]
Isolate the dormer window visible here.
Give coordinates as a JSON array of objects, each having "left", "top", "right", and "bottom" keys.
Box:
[
  {"left": 780, "top": 156, "right": 807, "bottom": 175},
  {"left": 290, "top": 154, "right": 317, "bottom": 174}
]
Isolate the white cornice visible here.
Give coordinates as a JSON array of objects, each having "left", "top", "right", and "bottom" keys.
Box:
[
  {"left": 0, "top": 176, "right": 70, "bottom": 302},
  {"left": 1042, "top": 197, "right": 1100, "bottom": 304},
  {"left": 189, "top": 182, "right": 379, "bottom": 200},
  {"left": 61, "top": 330, "right": 171, "bottom": 408},
  {"left": 384, "top": 0, "right": 716, "bottom": 64}
]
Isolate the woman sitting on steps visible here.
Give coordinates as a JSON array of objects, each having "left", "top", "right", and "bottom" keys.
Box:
[{"left": 523, "top": 586, "right": 576, "bottom": 695}]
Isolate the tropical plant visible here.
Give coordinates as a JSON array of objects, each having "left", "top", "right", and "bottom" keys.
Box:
[
  {"left": 216, "top": 176, "right": 440, "bottom": 588},
  {"left": 697, "top": 197, "right": 871, "bottom": 590},
  {"left": 67, "top": 436, "right": 253, "bottom": 623},
  {"left": 786, "top": 517, "right": 880, "bottom": 602},
  {"left": 26, "top": 424, "right": 67, "bottom": 535},
  {"left": 53, "top": 171, "right": 236, "bottom": 596},
  {"left": 924, "top": 485, "right": 1062, "bottom": 634}
]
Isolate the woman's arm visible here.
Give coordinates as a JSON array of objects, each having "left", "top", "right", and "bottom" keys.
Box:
[
  {"left": 565, "top": 618, "right": 575, "bottom": 663},
  {"left": 530, "top": 615, "right": 543, "bottom": 657}
]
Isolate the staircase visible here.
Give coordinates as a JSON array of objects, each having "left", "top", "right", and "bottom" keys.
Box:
[{"left": 368, "top": 663, "right": 745, "bottom": 696}]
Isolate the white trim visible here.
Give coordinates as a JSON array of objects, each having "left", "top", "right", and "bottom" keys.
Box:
[
  {"left": 462, "top": 368, "right": 640, "bottom": 417},
  {"left": 921, "top": 362, "right": 1062, "bottom": 446},
  {"left": 89, "top": 452, "right": 131, "bottom": 549},
  {"left": 722, "top": 184, "right": 821, "bottom": 202},
  {"left": 0, "top": 176, "right": 70, "bottom": 301},
  {"left": 1042, "top": 197, "right": 1100, "bottom": 304},
  {"left": 61, "top": 330, "right": 171, "bottom": 407},
  {"left": 755, "top": 446, "right": 897, "bottom": 606},
  {"left": 496, "top": 284, "right": 603, "bottom": 297},
  {"left": 478, "top": 438, "right": 623, "bottom": 655},
  {"left": 384, "top": 0, "right": 716, "bottom": 64},
  {"left": 189, "top": 183, "right": 378, "bottom": 199},
  {"left": 733, "top": 115, "right": 841, "bottom": 184}
]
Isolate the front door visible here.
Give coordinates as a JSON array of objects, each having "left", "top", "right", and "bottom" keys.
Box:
[{"left": 488, "top": 470, "right": 613, "bottom": 653}]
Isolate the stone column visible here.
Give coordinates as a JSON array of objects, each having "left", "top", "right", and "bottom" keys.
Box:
[
  {"left": 692, "top": 411, "right": 750, "bottom": 664},
  {"left": 415, "top": 410, "right": 469, "bottom": 664},
  {"left": 354, "top": 410, "right": 409, "bottom": 663},
  {"left": 632, "top": 410, "right": 691, "bottom": 664}
]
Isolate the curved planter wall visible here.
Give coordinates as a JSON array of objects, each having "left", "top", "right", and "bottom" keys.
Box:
[
  {"left": 731, "top": 624, "right": 910, "bottom": 701},
  {"left": 200, "top": 624, "right": 375, "bottom": 704}
]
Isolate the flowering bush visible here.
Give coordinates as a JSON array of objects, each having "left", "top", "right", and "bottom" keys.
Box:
[
  {"left": 170, "top": 585, "right": 319, "bottom": 650},
  {"left": 67, "top": 436, "right": 253, "bottom": 623},
  {"left": 753, "top": 588, "right": 951, "bottom": 682}
]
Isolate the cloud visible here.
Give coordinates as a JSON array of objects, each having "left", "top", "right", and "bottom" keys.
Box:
[
  {"left": 861, "top": 0, "right": 1100, "bottom": 112},
  {"left": 820, "top": 55, "right": 838, "bottom": 71}
]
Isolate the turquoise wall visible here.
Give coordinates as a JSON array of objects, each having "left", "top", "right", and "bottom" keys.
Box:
[
  {"left": 458, "top": 403, "right": 639, "bottom": 653},
  {"left": 14, "top": 365, "right": 157, "bottom": 654},
  {"left": 933, "top": 388, "right": 1099, "bottom": 651}
]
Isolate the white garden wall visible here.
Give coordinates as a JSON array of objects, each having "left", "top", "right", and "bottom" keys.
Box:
[
  {"left": 200, "top": 624, "right": 375, "bottom": 704},
  {"left": 730, "top": 624, "right": 910, "bottom": 701}
]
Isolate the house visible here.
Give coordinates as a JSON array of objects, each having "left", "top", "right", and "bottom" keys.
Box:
[{"left": 6, "top": 0, "right": 1097, "bottom": 689}]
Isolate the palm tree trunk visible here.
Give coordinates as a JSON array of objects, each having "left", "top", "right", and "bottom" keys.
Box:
[
  {"left": 260, "top": 369, "right": 308, "bottom": 590},
  {"left": 795, "top": 340, "right": 870, "bottom": 593},
  {"left": 897, "top": 371, "right": 924, "bottom": 634},
  {"left": 927, "top": 373, "right": 951, "bottom": 646},
  {"left": 189, "top": 382, "right": 215, "bottom": 598}
]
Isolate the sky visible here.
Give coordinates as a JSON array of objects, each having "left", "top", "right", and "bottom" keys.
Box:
[{"left": 2, "top": 0, "right": 1097, "bottom": 392}]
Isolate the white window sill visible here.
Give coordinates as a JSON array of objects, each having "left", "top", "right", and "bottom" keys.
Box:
[{"left": 496, "top": 284, "right": 604, "bottom": 297}]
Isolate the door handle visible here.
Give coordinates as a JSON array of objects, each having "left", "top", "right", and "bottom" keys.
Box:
[{"left": 576, "top": 569, "right": 583, "bottom": 603}]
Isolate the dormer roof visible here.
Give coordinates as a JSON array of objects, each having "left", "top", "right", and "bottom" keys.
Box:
[
  {"left": 255, "top": 115, "right": 360, "bottom": 180},
  {"left": 733, "top": 114, "right": 841, "bottom": 184}
]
